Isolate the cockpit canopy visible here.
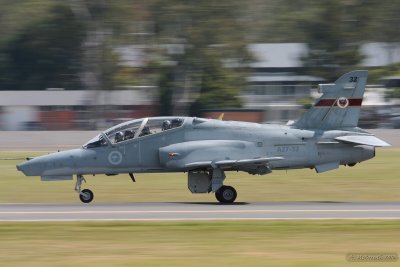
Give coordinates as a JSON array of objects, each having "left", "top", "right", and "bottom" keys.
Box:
[
  {"left": 83, "top": 117, "right": 185, "bottom": 148},
  {"left": 83, "top": 134, "right": 107, "bottom": 149}
]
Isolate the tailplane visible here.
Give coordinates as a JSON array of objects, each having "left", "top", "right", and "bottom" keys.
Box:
[{"left": 294, "top": 70, "right": 368, "bottom": 130}]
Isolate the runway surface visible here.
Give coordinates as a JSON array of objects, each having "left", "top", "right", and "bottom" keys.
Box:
[{"left": 0, "top": 202, "right": 400, "bottom": 222}]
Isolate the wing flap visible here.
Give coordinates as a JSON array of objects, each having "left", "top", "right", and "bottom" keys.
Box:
[
  {"left": 335, "top": 135, "right": 391, "bottom": 147},
  {"left": 185, "top": 161, "right": 213, "bottom": 169},
  {"left": 234, "top": 157, "right": 283, "bottom": 165},
  {"left": 185, "top": 157, "right": 283, "bottom": 169},
  {"left": 41, "top": 175, "right": 73, "bottom": 181}
]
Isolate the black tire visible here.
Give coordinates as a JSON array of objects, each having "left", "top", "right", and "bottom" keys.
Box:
[
  {"left": 215, "top": 186, "right": 237, "bottom": 204},
  {"left": 79, "top": 189, "right": 94, "bottom": 203},
  {"left": 215, "top": 190, "right": 223, "bottom": 202}
]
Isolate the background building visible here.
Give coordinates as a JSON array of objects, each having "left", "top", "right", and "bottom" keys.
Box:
[{"left": 0, "top": 88, "right": 157, "bottom": 130}]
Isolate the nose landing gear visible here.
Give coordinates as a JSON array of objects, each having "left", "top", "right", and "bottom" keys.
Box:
[{"left": 75, "top": 175, "right": 94, "bottom": 203}]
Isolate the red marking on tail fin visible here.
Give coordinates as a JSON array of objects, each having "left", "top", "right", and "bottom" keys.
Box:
[{"left": 315, "top": 98, "right": 362, "bottom": 107}]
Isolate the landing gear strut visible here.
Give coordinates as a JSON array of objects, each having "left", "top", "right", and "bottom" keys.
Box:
[{"left": 75, "top": 175, "right": 94, "bottom": 203}]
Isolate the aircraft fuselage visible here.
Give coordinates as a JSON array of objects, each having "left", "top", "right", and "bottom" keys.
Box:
[{"left": 17, "top": 117, "right": 375, "bottom": 178}]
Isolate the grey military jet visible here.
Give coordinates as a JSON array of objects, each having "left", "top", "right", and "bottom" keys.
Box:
[{"left": 17, "top": 70, "right": 390, "bottom": 203}]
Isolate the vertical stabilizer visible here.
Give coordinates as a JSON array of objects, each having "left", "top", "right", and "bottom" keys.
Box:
[{"left": 294, "top": 70, "right": 368, "bottom": 130}]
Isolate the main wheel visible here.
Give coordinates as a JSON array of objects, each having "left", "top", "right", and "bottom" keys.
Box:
[
  {"left": 215, "top": 186, "right": 237, "bottom": 204},
  {"left": 215, "top": 190, "right": 223, "bottom": 202},
  {"left": 79, "top": 189, "right": 94, "bottom": 203}
]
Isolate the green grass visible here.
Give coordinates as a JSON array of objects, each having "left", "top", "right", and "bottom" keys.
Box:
[
  {"left": 0, "top": 220, "right": 399, "bottom": 267},
  {"left": 1, "top": 149, "right": 399, "bottom": 203},
  {"left": 1, "top": 151, "right": 400, "bottom": 267}
]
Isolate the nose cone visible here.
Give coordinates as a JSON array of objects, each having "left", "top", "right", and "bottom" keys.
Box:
[
  {"left": 16, "top": 149, "right": 83, "bottom": 177},
  {"left": 16, "top": 158, "right": 46, "bottom": 176}
]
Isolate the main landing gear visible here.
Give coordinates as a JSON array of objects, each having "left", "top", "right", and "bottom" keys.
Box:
[
  {"left": 75, "top": 175, "right": 94, "bottom": 203},
  {"left": 211, "top": 169, "right": 238, "bottom": 204},
  {"left": 215, "top": 185, "right": 237, "bottom": 204},
  {"left": 188, "top": 170, "right": 238, "bottom": 204}
]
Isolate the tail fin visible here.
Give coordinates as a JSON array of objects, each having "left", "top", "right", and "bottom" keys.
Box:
[{"left": 294, "top": 70, "right": 368, "bottom": 130}]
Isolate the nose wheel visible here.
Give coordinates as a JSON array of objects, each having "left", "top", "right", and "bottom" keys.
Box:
[
  {"left": 75, "top": 175, "right": 94, "bottom": 203},
  {"left": 79, "top": 189, "right": 94, "bottom": 203}
]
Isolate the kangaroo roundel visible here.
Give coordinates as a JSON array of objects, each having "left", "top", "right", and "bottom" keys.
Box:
[
  {"left": 108, "top": 151, "right": 123, "bottom": 165},
  {"left": 337, "top": 97, "right": 349, "bottom": 108}
]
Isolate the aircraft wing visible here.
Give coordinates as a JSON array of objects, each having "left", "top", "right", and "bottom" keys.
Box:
[
  {"left": 334, "top": 135, "right": 391, "bottom": 147},
  {"left": 185, "top": 157, "right": 284, "bottom": 169}
]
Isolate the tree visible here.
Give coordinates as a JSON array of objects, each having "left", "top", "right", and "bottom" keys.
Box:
[
  {"left": 297, "top": 0, "right": 366, "bottom": 80},
  {"left": 0, "top": 4, "right": 85, "bottom": 90},
  {"left": 145, "top": 0, "right": 250, "bottom": 115},
  {"left": 368, "top": 0, "right": 400, "bottom": 73},
  {"left": 188, "top": 52, "right": 243, "bottom": 116},
  {"left": 158, "top": 66, "right": 175, "bottom": 116},
  {"left": 67, "top": 0, "right": 137, "bottom": 92}
]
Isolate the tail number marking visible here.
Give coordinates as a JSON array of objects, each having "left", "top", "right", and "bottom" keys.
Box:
[
  {"left": 277, "top": 146, "right": 299, "bottom": 153},
  {"left": 349, "top": 77, "right": 358, "bottom": 82}
]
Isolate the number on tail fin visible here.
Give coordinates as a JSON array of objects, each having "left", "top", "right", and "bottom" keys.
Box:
[{"left": 349, "top": 77, "right": 358, "bottom": 82}]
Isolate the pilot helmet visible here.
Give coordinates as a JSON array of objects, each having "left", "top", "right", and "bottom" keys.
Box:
[
  {"left": 115, "top": 131, "right": 123, "bottom": 142},
  {"left": 142, "top": 126, "right": 150, "bottom": 134},
  {"left": 162, "top": 120, "right": 171, "bottom": 130},
  {"left": 124, "top": 130, "right": 134, "bottom": 140}
]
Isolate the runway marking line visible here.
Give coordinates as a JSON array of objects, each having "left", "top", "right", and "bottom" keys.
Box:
[
  {"left": 1, "top": 217, "right": 400, "bottom": 222},
  {"left": 1, "top": 209, "right": 400, "bottom": 215}
]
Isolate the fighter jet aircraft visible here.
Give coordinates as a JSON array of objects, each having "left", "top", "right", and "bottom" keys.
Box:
[{"left": 17, "top": 70, "right": 390, "bottom": 203}]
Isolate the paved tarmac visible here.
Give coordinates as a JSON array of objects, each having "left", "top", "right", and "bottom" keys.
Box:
[{"left": 0, "top": 202, "right": 399, "bottom": 222}]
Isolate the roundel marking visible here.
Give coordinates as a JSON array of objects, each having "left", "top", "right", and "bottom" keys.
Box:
[
  {"left": 337, "top": 97, "right": 349, "bottom": 108},
  {"left": 108, "top": 151, "right": 123, "bottom": 165}
]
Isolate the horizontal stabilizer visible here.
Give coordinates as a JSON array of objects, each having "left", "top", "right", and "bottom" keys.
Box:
[{"left": 335, "top": 135, "right": 391, "bottom": 147}]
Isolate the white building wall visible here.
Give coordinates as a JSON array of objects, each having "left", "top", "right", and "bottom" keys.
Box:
[{"left": 3, "top": 106, "right": 37, "bottom": 130}]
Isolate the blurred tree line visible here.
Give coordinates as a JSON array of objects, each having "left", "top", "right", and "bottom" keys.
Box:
[{"left": 0, "top": 0, "right": 399, "bottom": 114}]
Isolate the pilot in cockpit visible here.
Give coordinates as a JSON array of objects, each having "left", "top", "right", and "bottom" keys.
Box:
[
  {"left": 162, "top": 120, "right": 171, "bottom": 131},
  {"left": 139, "top": 126, "right": 151, "bottom": 137},
  {"left": 115, "top": 132, "right": 124, "bottom": 143},
  {"left": 123, "top": 130, "right": 135, "bottom": 140}
]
